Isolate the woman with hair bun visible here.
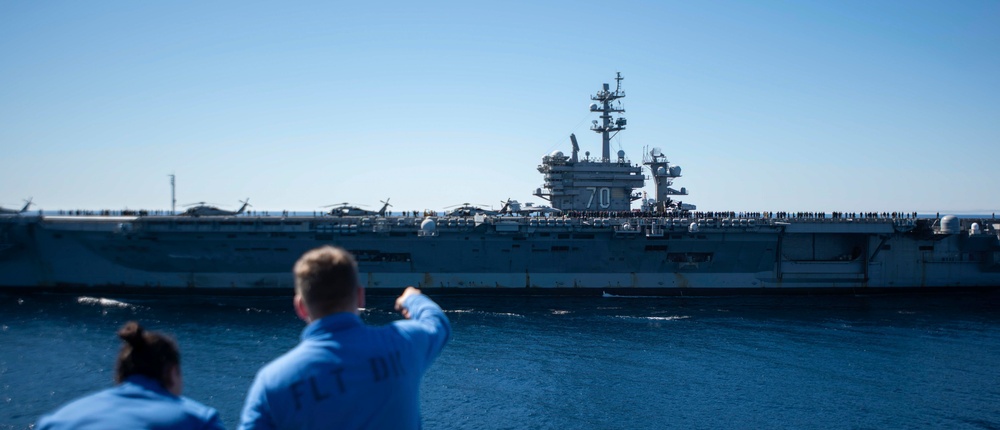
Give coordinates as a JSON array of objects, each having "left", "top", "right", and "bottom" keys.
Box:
[{"left": 36, "top": 321, "right": 223, "bottom": 429}]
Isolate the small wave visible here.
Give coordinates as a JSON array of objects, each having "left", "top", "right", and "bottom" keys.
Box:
[
  {"left": 441, "top": 309, "right": 523, "bottom": 318},
  {"left": 615, "top": 315, "right": 690, "bottom": 321},
  {"left": 481, "top": 312, "right": 525, "bottom": 318},
  {"left": 77, "top": 297, "right": 134, "bottom": 309},
  {"left": 650, "top": 315, "right": 690, "bottom": 321},
  {"left": 550, "top": 310, "right": 570, "bottom": 315},
  {"left": 602, "top": 291, "right": 669, "bottom": 299}
]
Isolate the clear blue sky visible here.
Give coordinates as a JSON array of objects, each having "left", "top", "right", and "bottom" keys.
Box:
[{"left": 2, "top": 1, "right": 998, "bottom": 214}]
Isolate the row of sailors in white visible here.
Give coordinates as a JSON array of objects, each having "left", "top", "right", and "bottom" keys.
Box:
[
  {"left": 46, "top": 209, "right": 951, "bottom": 221},
  {"left": 684, "top": 211, "right": 922, "bottom": 220}
]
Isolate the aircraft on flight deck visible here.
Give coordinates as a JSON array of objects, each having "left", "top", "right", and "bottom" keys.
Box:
[
  {"left": 497, "top": 199, "right": 561, "bottom": 216},
  {"left": 0, "top": 198, "right": 33, "bottom": 215},
  {"left": 444, "top": 203, "right": 499, "bottom": 217},
  {"left": 323, "top": 199, "right": 392, "bottom": 217},
  {"left": 180, "top": 199, "right": 251, "bottom": 217}
]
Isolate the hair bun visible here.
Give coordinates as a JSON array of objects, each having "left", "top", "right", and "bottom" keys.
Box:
[{"left": 117, "top": 321, "right": 147, "bottom": 348}]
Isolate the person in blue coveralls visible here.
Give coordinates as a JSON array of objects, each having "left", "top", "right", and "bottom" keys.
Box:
[
  {"left": 36, "top": 321, "right": 223, "bottom": 429},
  {"left": 239, "top": 246, "right": 451, "bottom": 430}
]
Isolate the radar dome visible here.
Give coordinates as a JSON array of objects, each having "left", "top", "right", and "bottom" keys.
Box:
[
  {"left": 617, "top": 150, "right": 625, "bottom": 159},
  {"left": 656, "top": 167, "right": 666, "bottom": 176},
  {"left": 420, "top": 218, "right": 437, "bottom": 232},
  {"left": 549, "top": 150, "right": 564, "bottom": 158},
  {"left": 589, "top": 103, "right": 599, "bottom": 111},
  {"left": 940, "top": 215, "right": 960, "bottom": 234}
]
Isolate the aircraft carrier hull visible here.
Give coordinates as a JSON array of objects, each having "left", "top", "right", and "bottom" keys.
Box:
[{"left": 3, "top": 214, "right": 999, "bottom": 295}]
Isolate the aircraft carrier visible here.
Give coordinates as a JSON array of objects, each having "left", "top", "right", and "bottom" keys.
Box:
[{"left": 2, "top": 74, "right": 999, "bottom": 295}]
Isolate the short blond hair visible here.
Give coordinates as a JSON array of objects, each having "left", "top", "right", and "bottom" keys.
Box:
[{"left": 293, "top": 246, "right": 360, "bottom": 315}]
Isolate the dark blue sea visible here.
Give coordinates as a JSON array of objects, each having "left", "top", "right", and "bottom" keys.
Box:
[{"left": 2, "top": 292, "right": 999, "bottom": 429}]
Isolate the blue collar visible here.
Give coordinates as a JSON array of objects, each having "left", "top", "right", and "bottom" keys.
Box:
[
  {"left": 121, "top": 374, "right": 173, "bottom": 396},
  {"left": 301, "top": 312, "right": 363, "bottom": 340}
]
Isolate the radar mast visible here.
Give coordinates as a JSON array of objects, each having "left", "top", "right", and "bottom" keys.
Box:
[{"left": 591, "top": 72, "right": 627, "bottom": 162}]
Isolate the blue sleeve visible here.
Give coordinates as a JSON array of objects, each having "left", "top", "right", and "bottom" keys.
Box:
[
  {"left": 185, "top": 398, "right": 225, "bottom": 430},
  {"left": 400, "top": 294, "right": 451, "bottom": 363},
  {"left": 201, "top": 410, "right": 225, "bottom": 430},
  {"left": 238, "top": 373, "right": 276, "bottom": 430}
]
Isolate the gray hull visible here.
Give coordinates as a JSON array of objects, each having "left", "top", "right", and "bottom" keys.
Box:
[{"left": 3, "top": 214, "right": 999, "bottom": 294}]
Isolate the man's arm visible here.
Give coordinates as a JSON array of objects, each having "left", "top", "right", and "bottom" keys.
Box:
[
  {"left": 394, "top": 286, "right": 422, "bottom": 319},
  {"left": 394, "top": 287, "right": 451, "bottom": 360}
]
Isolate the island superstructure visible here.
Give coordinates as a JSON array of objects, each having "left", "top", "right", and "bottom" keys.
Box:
[
  {"left": 534, "top": 72, "right": 646, "bottom": 213},
  {"left": 1, "top": 74, "right": 998, "bottom": 295}
]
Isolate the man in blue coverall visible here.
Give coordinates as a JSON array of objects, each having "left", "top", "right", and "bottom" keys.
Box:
[{"left": 239, "top": 246, "right": 451, "bottom": 429}]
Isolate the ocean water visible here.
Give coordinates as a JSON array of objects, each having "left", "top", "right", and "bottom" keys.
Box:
[{"left": 2, "top": 292, "right": 999, "bottom": 429}]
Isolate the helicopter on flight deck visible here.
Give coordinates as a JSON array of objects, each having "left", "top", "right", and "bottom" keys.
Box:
[
  {"left": 180, "top": 199, "right": 251, "bottom": 217},
  {"left": 0, "top": 198, "right": 33, "bottom": 215},
  {"left": 323, "top": 199, "right": 393, "bottom": 217}
]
